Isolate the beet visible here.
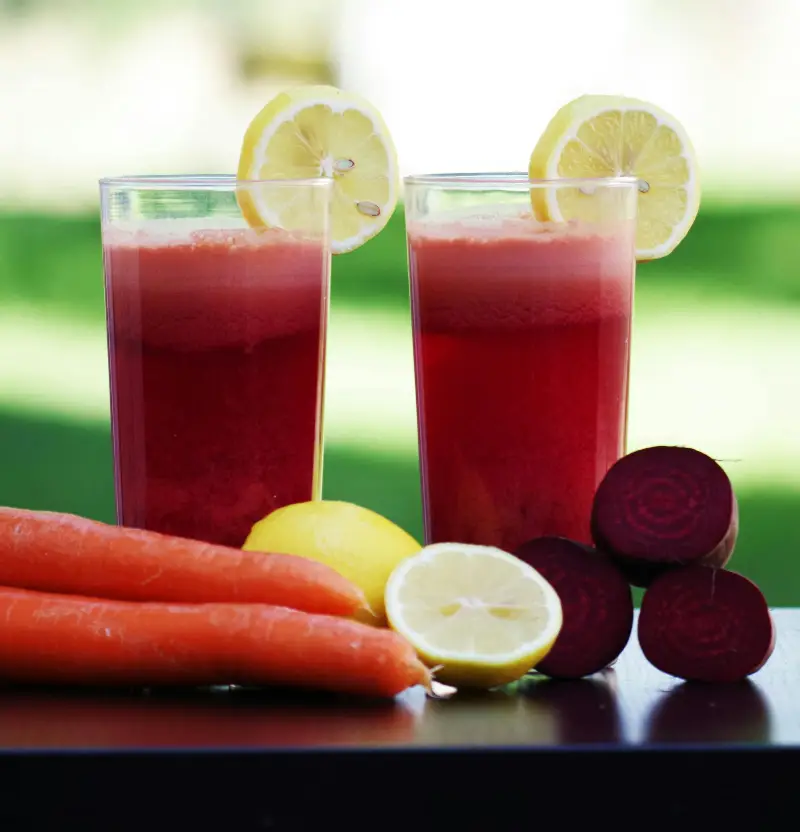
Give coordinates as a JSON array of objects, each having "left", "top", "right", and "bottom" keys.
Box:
[
  {"left": 591, "top": 445, "right": 739, "bottom": 587},
  {"left": 638, "top": 565, "right": 775, "bottom": 683},
  {"left": 513, "top": 536, "right": 633, "bottom": 679}
]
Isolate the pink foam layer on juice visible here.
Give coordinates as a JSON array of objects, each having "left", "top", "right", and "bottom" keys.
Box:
[
  {"left": 104, "top": 225, "right": 329, "bottom": 546},
  {"left": 407, "top": 217, "right": 634, "bottom": 330},
  {"left": 408, "top": 216, "right": 635, "bottom": 550},
  {"left": 104, "top": 225, "right": 326, "bottom": 350}
]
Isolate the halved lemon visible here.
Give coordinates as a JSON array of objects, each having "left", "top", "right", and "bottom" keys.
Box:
[
  {"left": 384, "top": 543, "right": 563, "bottom": 689},
  {"left": 528, "top": 94, "right": 700, "bottom": 260},
  {"left": 237, "top": 84, "right": 399, "bottom": 254}
]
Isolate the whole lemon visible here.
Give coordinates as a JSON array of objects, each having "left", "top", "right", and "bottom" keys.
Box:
[{"left": 242, "top": 500, "right": 422, "bottom": 625}]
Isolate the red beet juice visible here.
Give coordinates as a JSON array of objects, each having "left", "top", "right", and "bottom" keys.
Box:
[
  {"left": 408, "top": 216, "right": 636, "bottom": 551},
  {"left": 103, "top": 225, "right": 329, "bottom": 547}
]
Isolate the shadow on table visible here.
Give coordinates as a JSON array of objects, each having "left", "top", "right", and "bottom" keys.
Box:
[
  {"left": 644, "top": 680, "right": 772, "bottom": 745},
  {"left": 518, "top": 672, "right": 623, "bottom": 744},
  {"left": 0, "top": 684, "right": 420, "bottom": 749},
  {"left": 418, "top": 672, "right": 623, "bottom": 747}
]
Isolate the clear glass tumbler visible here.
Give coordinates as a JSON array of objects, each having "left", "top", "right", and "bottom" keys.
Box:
[
  {"left": 99, "top": 175, "right": 333, "bottom": 547},
  {"left": 405, "top": 173, "right": 639, "bottom": 551}
]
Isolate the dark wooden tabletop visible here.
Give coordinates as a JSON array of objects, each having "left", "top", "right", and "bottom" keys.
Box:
[{"left": 0, "top": 609, "right": 797, "bottom": 831}]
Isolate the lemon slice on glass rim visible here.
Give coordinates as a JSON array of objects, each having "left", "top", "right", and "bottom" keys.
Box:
[
  {"left": 384, "top": 543, "right": 563, "bottom": 689},
  {"left": 528, "top": 94, "right": 700, "bottom": 260},
  {"left": 237, "top": 84, "right": 399, "bottom": 254}
]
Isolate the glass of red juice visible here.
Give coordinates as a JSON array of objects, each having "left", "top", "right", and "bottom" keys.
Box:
[
  {"left": 405, "top": 173, "right": 639, "bottom": 551},
  {"left": 99, "top": 175, "right": 333, "bottom": 546}
]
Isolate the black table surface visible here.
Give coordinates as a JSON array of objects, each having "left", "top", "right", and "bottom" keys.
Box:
[{"left": 0, "top": 609, "right": 798, "bottom": 830}]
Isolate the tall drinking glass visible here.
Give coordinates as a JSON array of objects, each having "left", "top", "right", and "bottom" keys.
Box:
[
  {"left": 405, "top": 173, "right": 639, "bottom": 551},
  {"left": 99, "top": 175, "right": 333, "bottom": 547}
]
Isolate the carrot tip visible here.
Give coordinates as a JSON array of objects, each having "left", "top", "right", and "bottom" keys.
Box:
[
  {"left": 354, "top": 591, "right": 379, "bottom": 621},
  {"left": 418, "top": 663, "right": 436, "bottom": 694}
]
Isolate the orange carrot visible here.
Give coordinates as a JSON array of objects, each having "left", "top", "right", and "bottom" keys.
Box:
[
  {"left": 0, "top": 587, "right": 431, "bottom": 698},
  {"left": 0, "top": 507, "right": 366, "bottom": 617}
]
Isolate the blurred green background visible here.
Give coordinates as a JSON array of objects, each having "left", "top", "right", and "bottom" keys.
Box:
[{"left": 2, "top": 0, "right": 799, "bottom": 604}]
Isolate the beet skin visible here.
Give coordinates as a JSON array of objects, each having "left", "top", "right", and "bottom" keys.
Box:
[
  {"left": 591, "top": 445, "right": 739, "bottom": 587},
  {"left": 513, "top": 536, "right": 633, "bottom": 679},
  {"left": 638, "top": 565, "right": 775, "bottom": 683}
]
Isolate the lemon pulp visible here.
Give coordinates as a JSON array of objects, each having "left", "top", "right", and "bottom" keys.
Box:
[
  {"left": 237, "top": 84, "right": 399, "bottom": 254},
  {"left": 529, "top": 94, "right": 700, "bottom": 260},
  {"left": 385, "top": 543, "right": 563, "bottom": 688}
]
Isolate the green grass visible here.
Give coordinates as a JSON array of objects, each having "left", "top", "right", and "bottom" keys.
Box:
[
  {"left": 0, "top": 213, "right": 106, "bottom": 322},
  {"left": 1, "top": 405, "right": 797, "bottom": 606},
  {"left": 637, "top": 202, "right": 800, "bottom": 303},
  {"left": 2, "top": 201, "right": 800, "bottom": 322},
  {"left": 0, "top": 408, "right": 116, "bottom": 521},
  {"left": 0, "top": 208, "right": 412, "bottom": 323},
  {"left": 0, "top": 406, "right": 425, "bottom": 536},
  {"left": 1, "top": 205, "right": 800, "bottom": 605}
]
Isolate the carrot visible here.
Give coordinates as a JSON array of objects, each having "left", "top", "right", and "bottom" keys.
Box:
[
  {"left": 0, "top": 587, "right": 431, "bottom": 698},
  {"left": 0, "top": 507, "right": 366, "bottom": 617}
]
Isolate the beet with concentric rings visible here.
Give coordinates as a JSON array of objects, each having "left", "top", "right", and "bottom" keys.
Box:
[
  {"left": 638, "top": 565, "right": 775, "bottom": 683},
  {"left": 591, "top": 445, "right": 739, "bottom": 587},
  {"left": 513, "top": 536, "right": 633, "bottom": 679}
]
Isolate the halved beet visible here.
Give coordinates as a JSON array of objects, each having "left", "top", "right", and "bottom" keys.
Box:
[
  {"left": 591, "top": 445, "right": 739, "bottom": 587},
  {"left": 638, "top": 565, "right": 775, "bottom": 683},
  {"left": 513, "top": 536, "right": 633, "bottom": 679}
]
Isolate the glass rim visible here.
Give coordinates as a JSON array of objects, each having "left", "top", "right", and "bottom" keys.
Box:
[
  {"left": 98, "top": 173, "right": 333, "bottom": 189},
  {"left": 403, "top": 172, "right": 641, "bottom": 189}
]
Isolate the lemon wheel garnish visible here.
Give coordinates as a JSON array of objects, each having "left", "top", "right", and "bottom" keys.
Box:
[
  {"left": 528, "top": 94, "right": 700, "bottom": 260},
  {"left": 384, "top": 543, "right": 563, "bottom": 689},
  {"left": 237, "top": 85, "right": 399, "bottom": 254}
]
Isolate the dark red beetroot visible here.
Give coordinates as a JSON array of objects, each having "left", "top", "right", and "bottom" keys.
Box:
[
  {"left": 638, "top": 565, "right": 775, "bottom": 683},
  {"left": 591, "top": 445, "right": 739, "bottom": 587},
  {"left": 513, "top": 536, "right": 633, "bottom": 679}
]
